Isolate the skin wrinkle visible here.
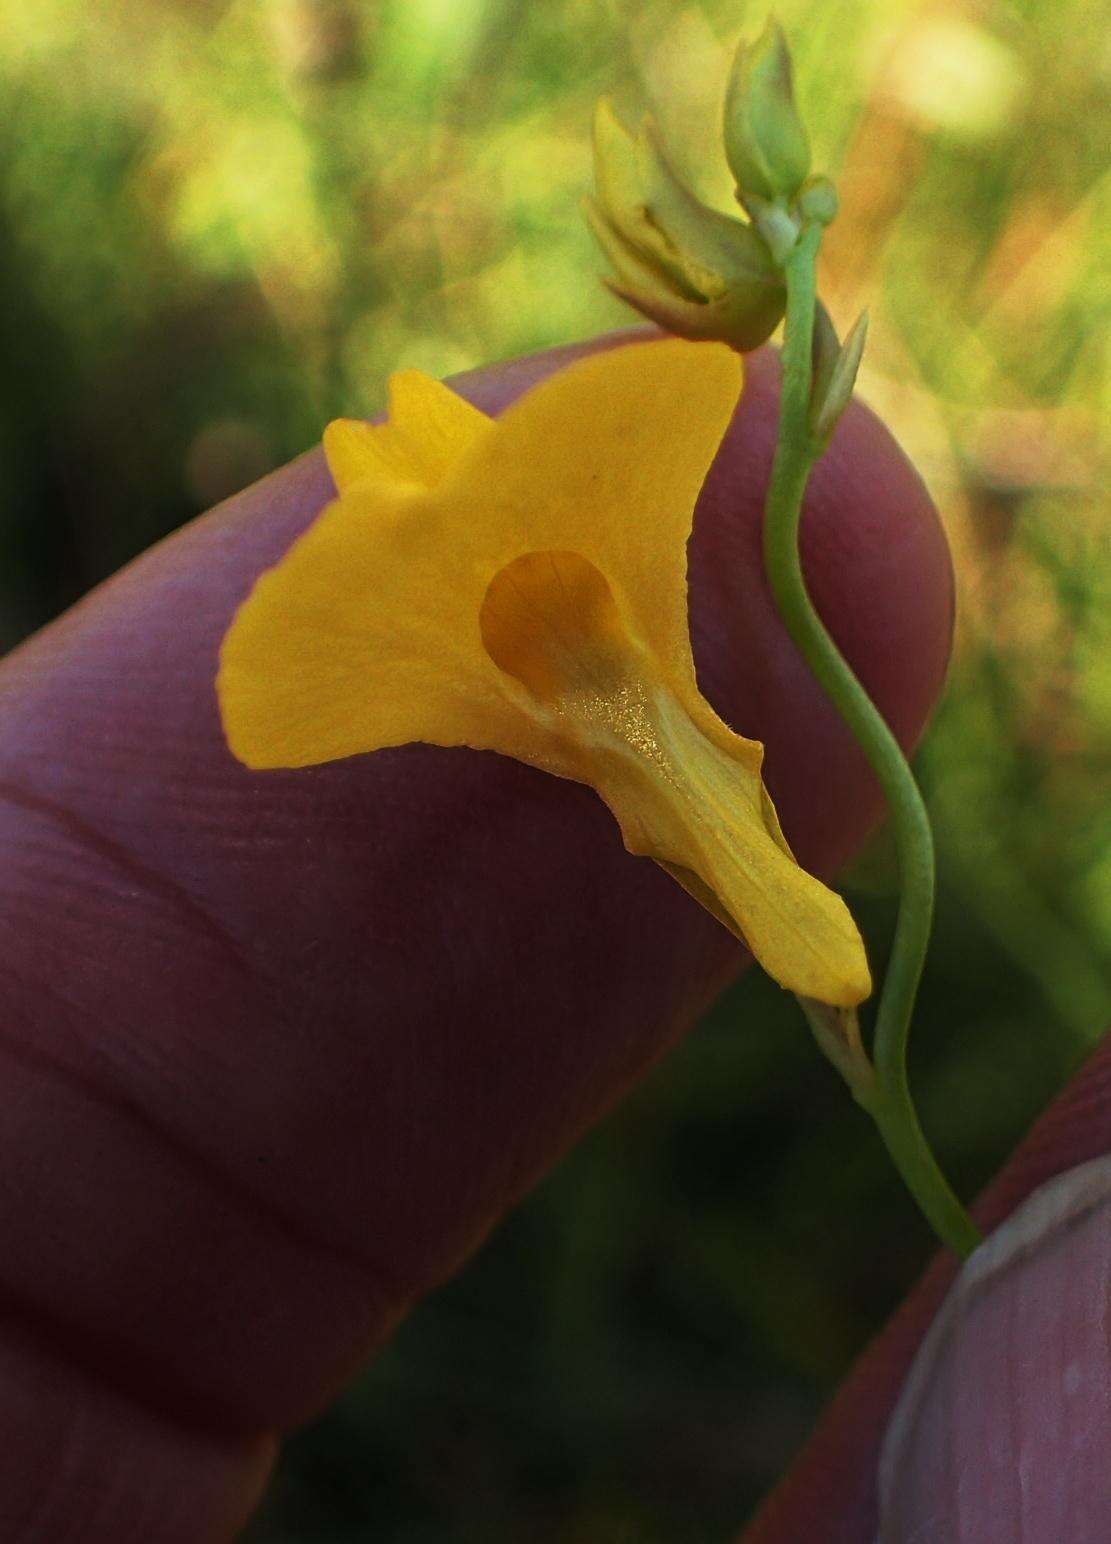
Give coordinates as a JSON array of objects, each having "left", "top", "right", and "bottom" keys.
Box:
[
  {"left": 0, "top": 777, "right": 255, "bottom": 982},
  {"left": 0, "top": 1027, "right": 407, "bottom": 1436},
  {"left": 0, "top": 1274, "right": 255, "bottom": 1450},
  {"left": 0, "top": 1012, "right": 411, "bottom": 1317}
]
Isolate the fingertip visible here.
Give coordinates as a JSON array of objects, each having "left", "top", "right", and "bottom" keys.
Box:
[
  {"left": 879, "top": 1158, "right": 1111, "bottom": 1541},
  {"left": 744, "top": 1034, "right": 1111, "bottom": 1544}
]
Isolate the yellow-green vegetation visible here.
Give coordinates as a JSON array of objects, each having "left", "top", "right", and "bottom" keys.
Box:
[{"left": 0, "top": 1, "right": 1107, "bottom": 1538}]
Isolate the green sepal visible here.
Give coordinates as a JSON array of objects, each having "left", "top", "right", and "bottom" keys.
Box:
[
  {"left": 796, "top": 996, "right": 877, "bottom": 1111},
  {"left": 811, "top": 309, "right": 869, "bottom": 442},
  {"left": 810, "top": 299, "right": 841, "bottom": 427}
]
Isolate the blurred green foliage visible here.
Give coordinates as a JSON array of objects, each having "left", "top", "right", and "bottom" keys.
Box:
[{"left": 1, "top": 0, "right": 1108, "bottom": 1538}]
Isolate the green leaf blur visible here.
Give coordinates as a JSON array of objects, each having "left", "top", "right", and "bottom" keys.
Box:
[{"left": 1, "top": 0, "right": 1107, "bottom": 1538}]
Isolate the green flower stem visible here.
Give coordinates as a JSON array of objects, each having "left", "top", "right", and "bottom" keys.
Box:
[{"left": 763, "top": 223, "right": 981, "bottom": 1260}]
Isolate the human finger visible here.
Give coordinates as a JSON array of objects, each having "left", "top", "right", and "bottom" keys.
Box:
[{"left": 0, "top": 331, "right": 952, "bottom": 1539}]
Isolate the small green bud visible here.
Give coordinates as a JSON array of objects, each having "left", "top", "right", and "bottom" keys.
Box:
[
  {"left": 810, "top": 309, "right": 869, "bottom": 443},
  {"left": 796, "top": 175, "right": 839, "bottom": 228},
  {"left": 724, "top": 18, "right": 811, "bottom": 204}
]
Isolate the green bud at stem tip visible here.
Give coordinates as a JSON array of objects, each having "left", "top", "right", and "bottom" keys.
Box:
[{"left": 724, "top": 16, "right": 811, "bottom": 204}]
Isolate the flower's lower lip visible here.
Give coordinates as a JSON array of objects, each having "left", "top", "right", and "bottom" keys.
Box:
[
  {"left": 582, "top": 687, "right": 872, "bottom": 1009},
  {"left": 476, "top": 549, "right": 869, "bottom": 1008}
]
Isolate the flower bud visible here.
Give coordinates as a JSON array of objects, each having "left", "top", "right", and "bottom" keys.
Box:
[
  {"left": 724, "top": 18, "right": 811, "bottom": 204},
  {"left": 588, "top": 99, "right": 786, "bottom": 351},
  {"left": 797, "top": 174, "right": 839, "bottom": 227}
]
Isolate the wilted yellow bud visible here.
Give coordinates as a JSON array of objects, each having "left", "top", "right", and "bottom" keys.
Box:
[{"left": 588, "top": 99, "right": 785, "bottom": 351}]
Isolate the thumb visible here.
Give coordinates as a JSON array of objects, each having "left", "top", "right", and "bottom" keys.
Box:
[
  {"left": 878, "top": 1154, "right": 1111, "bottom": 1541},
  {"left": 0, "top": 331, "right": 951, "bottom": 1541},
  {"left": 744, "top": 1030, "right": 1111, "bottom": 1543}
]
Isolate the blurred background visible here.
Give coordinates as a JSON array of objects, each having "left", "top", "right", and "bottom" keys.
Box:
[{"left": 1, "top": 0, "right": 1108, "bottom": 1538}]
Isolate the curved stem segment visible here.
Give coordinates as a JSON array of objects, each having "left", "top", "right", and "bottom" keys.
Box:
[{"left": 764, "top": 224, "right": 981, "bottom": 1260}]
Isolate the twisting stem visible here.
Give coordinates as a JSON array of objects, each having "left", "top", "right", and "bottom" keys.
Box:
[{"left": 763, "top": 223, "right": 981, "bottom": 1259}]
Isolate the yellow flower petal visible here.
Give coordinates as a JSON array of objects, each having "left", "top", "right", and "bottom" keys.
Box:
[
  {"left": 228, "top": 339, "right": 743, "bottom": 765},
  {"left": 589, "top": 688, "right": 871, "bottom": 1006},
  {"left": 442, "top": 337, "right": 742, "bottom": 684},
  {"left": 218, "top": 338, "right": 871, "bottom": 1007},
  {"left": 322, "top": 369, "right": 491, "bottom": 493},
  {"left": 217, "top": 485, "right": 535, "bottom": 770}
]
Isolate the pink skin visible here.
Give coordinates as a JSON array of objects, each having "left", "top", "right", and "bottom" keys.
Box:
[
  {"left": 0, "top": 330, "right": 957, "bottom": 1540},
  {"left": 744, "top": 1036, "right": 1111, "bottom": 1543}
]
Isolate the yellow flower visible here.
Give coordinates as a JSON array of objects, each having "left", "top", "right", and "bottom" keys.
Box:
[{"left": 217, "top": 339, "right": 870, "bottom": 1007}]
